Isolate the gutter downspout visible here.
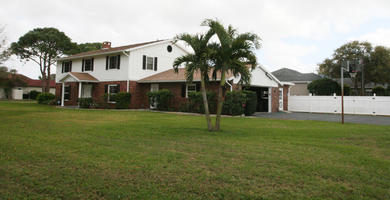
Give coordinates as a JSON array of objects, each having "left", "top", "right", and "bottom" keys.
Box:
[
  {"left": 122, "top": 51, "right": 130, "bottom": 92},
  {"left": 225, "top": 79, "right": 233, "bottom": 92}
]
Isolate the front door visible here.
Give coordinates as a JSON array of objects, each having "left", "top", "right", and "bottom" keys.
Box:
[
  {"left": 279, "top": 88, "right": 283, "bottom": 111},
  {"left": 150, "top": 84, "right": 159, "bottom": 109},
  {"left": 82, "top": 84, "right": 93, "bottom": 98}
]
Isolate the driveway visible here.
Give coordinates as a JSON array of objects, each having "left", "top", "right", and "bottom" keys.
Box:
[{"left": 255, "top": 112, "right": 390, "bottom": 126}]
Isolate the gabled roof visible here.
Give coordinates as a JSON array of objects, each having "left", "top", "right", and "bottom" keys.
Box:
[
  {"left": 138, "top": 68, "right": 234, "bottom": 83},
  {"left": 58, "top": 40, "right": 167, "bottom": 61},
  {"left": 272, "top": 68, "right": 322, "bottom": 82},
  {"left": 59, "top": 72, "right": 98, "bottom": 82}
]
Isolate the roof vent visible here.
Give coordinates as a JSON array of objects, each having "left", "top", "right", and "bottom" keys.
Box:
[{"left": 102, "top": 41, "right": 111, "bottom": 49}]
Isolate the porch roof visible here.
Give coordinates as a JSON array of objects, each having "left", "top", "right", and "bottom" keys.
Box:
[{"left": 59, "top": 72, "right": 99, "bottom": 83}]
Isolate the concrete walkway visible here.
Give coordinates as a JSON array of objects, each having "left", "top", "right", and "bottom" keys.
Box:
[{"left": 255, "top": 112, "right": 390, "bottom": 126}]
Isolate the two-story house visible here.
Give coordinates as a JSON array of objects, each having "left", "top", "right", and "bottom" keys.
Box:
[{"left": 56, "top": 39, "right": 291, "bottom": 112}]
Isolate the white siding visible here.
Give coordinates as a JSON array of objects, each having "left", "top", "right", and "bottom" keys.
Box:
[
  {"left": 56, "top": 54, "right": 129, "bottom": 82},
  {"left": 128, "top": 42, "right": 187, "bottom": 80},
  {"left": 56, "top": 41, "right": 187, "bottom": 82},
  {"left": 248, "top": 66, "right": 279, "bottom": 87},
  {"left": 0, "top": 88, "right": 5, "bottom": 99}
]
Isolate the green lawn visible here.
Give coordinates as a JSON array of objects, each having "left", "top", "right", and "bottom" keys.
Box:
[{"left": 0, "top": 101, "right": 389, "bottom": 199}]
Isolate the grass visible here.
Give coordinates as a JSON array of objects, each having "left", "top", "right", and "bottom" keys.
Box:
[{"left": 0, "top": 101, "right": 389, "bottom": 199}]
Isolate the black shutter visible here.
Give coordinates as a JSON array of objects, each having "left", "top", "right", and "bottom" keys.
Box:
[
  {"left": 68, "top": 85, "right": 71, "bottom": 100},
  {"left": 142, "top": 55, "right": 146, "bottom": 70},
  {"left": 196, "top": 83, "right": 200, "bottom": 92},
  {"left": 82, "top": 59, "right": 85, "bottom": 72},
  {"left": 61, "top": 62, "right": 64, "bottom": 73},
  {"left": 106, "top": 56, "right": 109, "bottom": 70},
  {"left": 69, "top": 61, "right": 72, "bottom": 72},
  {"left": 181, "top": 84, "right": 186, "bottom": 98},
  {"left": 91, "top": 58, "right": 94, "bottom": 71},
  {"left": 154, "top": 57, "right": 158, "bottom": 71},
  {"left": 104, "top": 84, "right": 108, "bottom": 93},
  {"left": 117, "top": 55, "right": 120, "bottom": 69},
  {"left": 117, "top": 84, "right": 120, "bottom": 92}
]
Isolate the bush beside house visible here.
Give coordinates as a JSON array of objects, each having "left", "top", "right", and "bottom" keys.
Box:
[
  {"left": 37, "top": 93, "right": 55, "bottom": 104},
  {"left": 147, "top": 89, "right": 174, "bottom": 111},
  {"left": 114, "top": 92, "right": 132, "bottom": 109}
]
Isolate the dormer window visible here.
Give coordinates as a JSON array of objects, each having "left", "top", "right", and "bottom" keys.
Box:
[
  {"left": 62, "top": 61, "right": 72, "bottom": 73},
  {"left": 82, "top": 58, "right": 94, "bottom": 72}
]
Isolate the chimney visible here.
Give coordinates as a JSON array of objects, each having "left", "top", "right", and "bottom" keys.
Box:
[{"left": 102, "top": 41, "right": 111, "bottom": 49}]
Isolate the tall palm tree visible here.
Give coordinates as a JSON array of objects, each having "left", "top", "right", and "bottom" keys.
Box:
[
  {"left": 203, "top": 19, "right": 261, "bottom": 131},
  {"left": 173, "top": 31, "right": 215, "bottom": 131}
]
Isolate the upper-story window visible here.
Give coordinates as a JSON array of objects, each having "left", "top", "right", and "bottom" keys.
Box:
[
  {"left": 62, "top": 61, "right": 72, "bottom": 73},
  {"left": 82, "top": 58, "right": 94, "bottom": 72},
  {"left": 142, "top": 55, "right": 157, "bottom": 71},
  {"left": 106, "top": 55, "right": 120, "bottom": 70}
]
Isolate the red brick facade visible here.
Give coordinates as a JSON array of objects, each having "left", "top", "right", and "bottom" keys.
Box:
[{"left": 56, "top": 81, "right": 288, "bottom": 112}]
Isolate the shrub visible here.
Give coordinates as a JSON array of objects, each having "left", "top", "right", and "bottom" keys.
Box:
[
  {"left": 23, "top": 93, "right": 29, "bottom": 99},
  {"left": 95, "top": 94, "right": 110, "bottom": 109},
  {"left": 37, "top": 92, "right": 55, "bottom": 104},
  {"left": 29, "top": 90, "right": 41, "bottom": 100},
  {"left": 78, "top": 98, "right": 94, "bottom": 108},
  {"left": 222, "top": 91, "right": 246, "bottom": 116},
  {"left": 243, "top": 90, "right": 257, "bottom": 116},
  {"left": 115, "top": 92, "right": 132, "bottom": 109},
  {"left": 386, "top": 86, "right": 390, "bottom": 96},
  {"left": 308, "top": 78, "right": 340, "bottom": 95},
  {"left": 372, "top": 86, "right": 386, "bottom": 96},
  {"left": 147, "top": 89, "right": 174, "bottom": 111},
  {"left": 187, "top": 91, "right": 217, "bottom": 113}
]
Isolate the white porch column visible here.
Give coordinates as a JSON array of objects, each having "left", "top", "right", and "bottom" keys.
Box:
[
  {"left": 78, "top": 82, "right": 82, "bottom": 98},
  {"left": 61, "top": 82, "right": 65, "bottom": 106}
]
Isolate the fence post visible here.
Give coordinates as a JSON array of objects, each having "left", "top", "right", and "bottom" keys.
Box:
[{"left": 372, "top": 93, "right": 376, "bottom": 115}]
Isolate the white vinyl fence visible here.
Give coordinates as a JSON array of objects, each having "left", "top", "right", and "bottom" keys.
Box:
[{"left": 288, "top": 95, "right": 390, "bottom": 116}]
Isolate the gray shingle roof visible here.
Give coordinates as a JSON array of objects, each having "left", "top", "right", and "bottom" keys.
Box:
[{"left": 272, "top": 68, "right": 322, "bottom": 82}]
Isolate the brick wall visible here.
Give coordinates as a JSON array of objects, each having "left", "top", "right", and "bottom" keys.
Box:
[{"left": 271, "top": 87, "right": 279, "bottom": 112}]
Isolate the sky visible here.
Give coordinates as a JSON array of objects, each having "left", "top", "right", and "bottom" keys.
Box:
[{"left": 1, "top": 0, "right": 390, "bottom": 79}]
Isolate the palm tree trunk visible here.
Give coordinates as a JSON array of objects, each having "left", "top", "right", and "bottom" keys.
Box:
[
  {"left": 200, "top": 74, "right": 213, "bottom": 131},
  {"left": 214, "top": 70, "right": 226, "bottom": 131}
]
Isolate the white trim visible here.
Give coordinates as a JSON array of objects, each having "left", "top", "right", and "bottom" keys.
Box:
[
  {"left": 61, "top": 82, "right": 65, "bottom": 106},
  {"left": 107, "top": 84, "right": 119, "bottom": 103},
  {"left": 186, "top": 83, "right": 197, "bottom": 98},
  {"left": 268, "top": 87, "right": 272, "bottom": 113},
  {"left": 59, "top": 73, "right": 98, "bottom": 83},
  {"left": 279, "top": 87, "right": 284, "bottom": 111}
]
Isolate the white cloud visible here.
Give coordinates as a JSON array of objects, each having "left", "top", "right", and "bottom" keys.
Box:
[
  {"left": 0, "top": 0, "right": 390, "bottom": 77},
  {"left": 350, "top": 28, "right": 390, "bottom": 47}
]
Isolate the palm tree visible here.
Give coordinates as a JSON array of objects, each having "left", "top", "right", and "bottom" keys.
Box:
[
  {"left": 173, "top": 31, "right": 215, "bottom": 131},
  {"left": 203, "top": 19, "right": 261, "bottom": 131}
]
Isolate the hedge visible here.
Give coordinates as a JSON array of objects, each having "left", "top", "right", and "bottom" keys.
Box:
[
  {"left": 243, "top": 90, "right": 257, "bottom": 116},
  {"left": 115, "top": 92, "right": 132, "bottom": 109},
  {"left": 147, "top": 89, "right": 174, "bottom": 111},
  {"left": 222, "top": 91, "right": 246, "bottom": 116},
  {"left": 373, "top": 86, "right": 386, "bottom": 96},
  {"left": 78, "top": 98, "right": 94, "bottom": 108},
  {"left": 37, "top": 93, "right": 56, "bottom": 105},
  {"left": 29, "top": 90, "right": 41, "bottom": 100},
  {"left": 187, "top": 91, "right": 217, "bottom": 114}
]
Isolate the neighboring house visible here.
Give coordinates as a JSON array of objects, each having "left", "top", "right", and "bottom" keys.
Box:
[
  {"left": 0, "top": 74, "right": 55, "bottom": 99},
  {"left": 56, "top": 39, "right": 292, "bottom": 112},
  {"left": 334, "top": 78, "right": 389, "bottom": 95},
  {"left": 272, "top": 68, "right": 322, "bottom": 96}
]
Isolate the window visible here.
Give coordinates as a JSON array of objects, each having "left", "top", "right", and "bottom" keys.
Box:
[
  {"left": 186, "top": 84, "right": 196, "bottom": 98},
  {"left": 83, "top": 58, "right": 94, "bottom": 71},
  {"left": 142, "top": 55, "right": 157, "bottom": 71},
  {"left": 106, "top": 55, "right": 120, "bottom": 70},
  {"left": 63, "top": 61, "right": 72, "bottom": 73},
  {"left": 167, "top": 45, "right": 172, "bottom": 52},
  {"left": 146, "top": 56, "right": 153, "bottom": 70},
  {"left": 108, "top": 84, "right": 119, "bottom": 102},
  {"left": 64, "top": 85, "right": 71, "bottom": 101}
]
